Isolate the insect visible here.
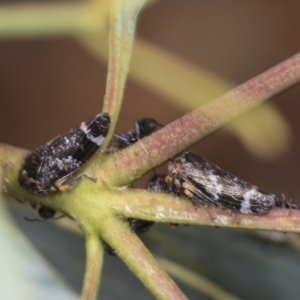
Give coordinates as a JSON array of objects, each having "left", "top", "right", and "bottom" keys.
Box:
[
  {"left": 15, "top": 196, "right": 63, "bottom": 222},
  {"left": 275, "top": 192, "right": 300, "bottom": 211},
  {"left": 147, "top": 173, "right": 183, "bottom": 228},
  {"left": 37, "top": 205, "right": 56, "bottom": 219},
  {"left": 112, "top": 117, "right": 162, "bottom": 150},
  {"left": 147, "top": 174, "right": 168, "bottom": 193},
  {"left": 167, "top": 152, "right": 277, "bottom": 214},
  {"left": 25, "top": 204, "right": 63, "bottom": 222},
  {"left": 148, "top": 173, "right": 183, "bottom": 197},
  {"left": 18, "top": 113, "right": 110, "bottom": 195}
]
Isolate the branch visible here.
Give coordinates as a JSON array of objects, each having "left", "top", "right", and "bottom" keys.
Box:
[
  {"left": 102, "top": 0, "right": 146, "bottom": 146},
  {"left": 3, "top": 154, "right": 300, "bottom": 233},
  {"left": 100, "top": 214, "right": 188, "bottom": 300},
  {"left": 2, "top": 51, "right": 300, "bottom": 300},
  {"left": 81, "top": 232, "right": 104, "bottom": 300},
  {"left": 97, "top": 52, "right": 300, "bottom": 187},
  {"left": 101, "top": 190, "right": 300, "bottom": 232}
]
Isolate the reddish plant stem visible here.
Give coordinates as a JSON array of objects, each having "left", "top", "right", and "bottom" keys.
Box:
[{"left": 98, "top": 53, "right": 300, "bottom": 187}]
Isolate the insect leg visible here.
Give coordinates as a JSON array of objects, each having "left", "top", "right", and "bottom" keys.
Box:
[
  {"left": 25, "top": 217, "right": 46, "bottom": 222},
  {"left": 54, "top": 174, "right": 97, "bottom": 191},
  {"left": 181, "top": 182, "right": 224, "bottom": 221},
  {"left": 182, "top": 182, "right": 210, "bottom": 206}
]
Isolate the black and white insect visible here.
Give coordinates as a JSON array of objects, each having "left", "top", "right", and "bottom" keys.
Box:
[
  {"left": 112, "top": 117, "right": 162, "bottom": 150},
  {"left": 167, "top": 152, "right": 277, "bottom": 214},
  {"left": 18, "top": 113, "right": 110, "bottom": 195}
]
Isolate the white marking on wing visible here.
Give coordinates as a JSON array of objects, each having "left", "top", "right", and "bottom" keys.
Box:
[{"left": 240, "top": 189, "right": 256, "bottom": 214}]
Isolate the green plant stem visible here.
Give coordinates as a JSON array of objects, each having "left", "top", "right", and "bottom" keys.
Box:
[
  {"left": 0, "top": 4, "right": 86, "bottom": 38},
  {"left": 100, "top": 214, "right": 188, "bottom": 300},
  {"left": 2, "top": 152, "right": 300, "bottom": 233},
  {"left": 2, "top": 144, "right": 300, "bottom": 300},
  {"left": 102, "top": 0, "right": 146, "bottom": 146},
  {"left": 100, "top": 190, "right": 300, "bottom": 232},
  {"left": 2, "top": 51, "right": 300, "bottom": 300},
  {"left": 81, "top": 232, "right": 104, "bottom": 300}
]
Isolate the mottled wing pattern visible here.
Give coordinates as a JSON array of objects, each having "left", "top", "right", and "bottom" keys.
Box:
[
  {"left": 171, "top": 152, "right": 275, "bottom": 214},
  {"left": 35, "top": 128, "right": 84, "bottom": 185},
  {"left": 71, "top": 113, "right": 110, "bottom": 163},
  {"left": 180, "top": 155, "right": 250, "bottom": 200},
  {"left": 19, "top": 113, "right": 110, "bottom": 194}
]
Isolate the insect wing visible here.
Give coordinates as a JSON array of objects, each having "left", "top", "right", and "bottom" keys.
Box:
[
  {"left": 172, "top": 152, "right": 275, "bottom": 214},
  {"left": 73, "top": 113, "right": 110, "bottom": 162},
  {"left": 19, "top": 113, "right": 110, "bottom": 194},
  {"left": 180, "top": 170, "right": 251, "bottom": 211}
]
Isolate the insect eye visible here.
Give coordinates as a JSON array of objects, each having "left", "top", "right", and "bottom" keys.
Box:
[
  {"left": 145, "top": 118, "right": 162, "bottom": 131},
  {"left": 145, "top": 119, "right": 156, "bottom": 129}
]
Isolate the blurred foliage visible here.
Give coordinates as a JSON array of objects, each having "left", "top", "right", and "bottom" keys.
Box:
[
  {"left": 0, "top": 0, "right": 291, "bottom": 159},
  {"left": 0, "top": 170, "right": 77, "bottom": 300}
]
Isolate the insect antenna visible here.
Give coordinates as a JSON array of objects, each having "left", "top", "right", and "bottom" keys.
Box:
[
  {"left": 24, "top": 217, "right": 46, "bottom": 222},
  {"left": 24, "top": 213, "right": 64, "bottom": 222}
]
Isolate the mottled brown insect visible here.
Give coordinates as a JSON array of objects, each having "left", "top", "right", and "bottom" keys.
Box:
[{"left": 167, "top": 152, "right": 277, "bottom": 214}]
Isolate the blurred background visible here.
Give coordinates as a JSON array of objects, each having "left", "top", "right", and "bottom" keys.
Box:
[{"left": 1, "top": 0, "right": 300, "bottom": 299}]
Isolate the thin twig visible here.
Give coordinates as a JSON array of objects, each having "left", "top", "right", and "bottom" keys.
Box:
[
  {"left": 100, "top": 214, "right": 188, "bottom": 300},
  {"left": 81, "top": 232, "right": 104, "bottom": 300}
]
